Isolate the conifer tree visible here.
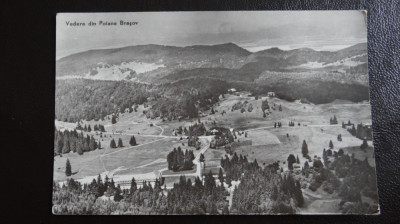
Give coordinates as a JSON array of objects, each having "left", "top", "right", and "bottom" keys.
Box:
[
  {"left": 296, "top": 155, "right": 300, "bottom": 164},
  {"left": 294, "top": 180, "right": 304, "bottom": 207},
  {"left": 88, "top": 125, "right": 92, "bottom": 132},
  {"left": 130, "top": 177, "right": 137, "bottom": 194},
  {"left": 329, "top": 140, "right": 334, "bottom": 149},
  {"left": 89, "top": 136, "right": 97, "bottom": 151},
  {"left": 287, "top": 154, "right": 296, "bottom": 170},
  {"left": 200, "top": 153, "right": 205, "bottom": 163},
  {"left": 100, "top": 124, "right": 106, "bottom": 132},
  {"left": 218, "top": 167, "right": 224, "bottom": 184},
  {"left": 301, "top": 140, "right": 308, "bottom": 157},
  {"left": 360, "top": 139, "right": 368, "bottom": 150},
  {"left": 129, "top": 135, "right": 137, "bottom": 146},
  {"left": 118, "top": 138, "right": 124, "bottom": 147},
  {"left": 65, "top": 158, "right": 72, "bottom": 176},
  {"left": 114, "top": 186, "right": 123, "bottom": 202},
  {"left": 110, "top": 138, "right": 116, "bottom": 148}
]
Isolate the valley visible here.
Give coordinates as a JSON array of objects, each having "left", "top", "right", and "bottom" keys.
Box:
[
  {"left": 53, "top": 42, "right": 378, "bottom": 215},
  {"left": 54, "top": 91, "right": 377, "bottom": 214}
]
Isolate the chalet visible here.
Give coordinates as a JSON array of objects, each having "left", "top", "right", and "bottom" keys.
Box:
[
  {"left": 267, "top": 92, "right": 276, "bottom": 97},
  {"left": 210, "top": 129, "right": 220, "bottom": 135},
  {"left": 228, "top": 88, "right": 237, "bottom": 93}
]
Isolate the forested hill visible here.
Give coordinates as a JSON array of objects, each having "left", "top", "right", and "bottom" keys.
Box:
[
  {"left": 55, "top": 78, "right": 228, "bottom": 122},
  {"left": 55, "top": 42, "right": 369, "bottom": 122},
  {"left": 56, "top": 43, "right": 251, "bottom": 78},
  {"left": 56, "top": 42, "right": 368, "bottom": 86}
]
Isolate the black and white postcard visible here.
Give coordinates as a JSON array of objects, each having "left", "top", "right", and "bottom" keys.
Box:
[{"left": 53, "top": 11, "right": 379, "bottom": 215}]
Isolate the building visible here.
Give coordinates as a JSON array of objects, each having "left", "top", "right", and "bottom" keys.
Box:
[
  {"left": 228, "top": 88, "right": 237, "bottom": 93},
  {"left": 210, "top": 129, "right": 220, "bottom": 135}
]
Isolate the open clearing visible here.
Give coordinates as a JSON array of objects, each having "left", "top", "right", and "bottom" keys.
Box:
[{"left": 55, "top": 93, "right": 375, "bottom": 194}]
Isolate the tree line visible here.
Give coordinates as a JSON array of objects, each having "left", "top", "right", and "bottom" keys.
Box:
[
  {"left": 53, "top": 171, "right": 228, "bottom": 214},
  {"left": 54, "top": 128, "right": 101, "bottom": 156},
  {"left": 76, "top": 123, "right": 106, "bottom": 132},
  {"left": 55, "top": 79, "right": 156, "bottom": 122}
]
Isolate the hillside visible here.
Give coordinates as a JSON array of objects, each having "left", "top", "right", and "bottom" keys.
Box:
[
  {"left": 55, "top": 42, "right": 369, "bottom": 122},
  {"left": 56, "top": 42, "right": 367, "bottom": 84},
  {"left": 56, "top": 43, "right": 251, "bottom": 79}
]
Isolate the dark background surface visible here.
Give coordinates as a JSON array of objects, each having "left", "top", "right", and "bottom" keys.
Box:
[{"left": 1, "top": 0, "right": 399, "bottom": 223}]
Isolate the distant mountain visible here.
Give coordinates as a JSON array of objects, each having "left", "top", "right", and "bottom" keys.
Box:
[
  {"left": 56, "top": 43, "right": 251, "bottom": 78},
  {"left": 56, "top": 42, "right": 369, "bottom": 110}
]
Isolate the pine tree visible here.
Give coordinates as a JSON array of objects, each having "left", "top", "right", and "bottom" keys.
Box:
[
  {"left": 65, "top": 158, "right": 72, "bottom": 176},
  {"left": 287, "top": 154, "right": 296, "bottom": 170},
  {"left": 218, "top": 167, "right": 224, "bottom": 184},
  {"left": 130, "top": 177, "right": 137, "bottom": 194},
  {"left": 110, "top": 139, "right": 117, "bottom": 148},
  {"left": 294, "top": 180, "right": 304, "bottom": 207},
  {"left": 88, "top": 125, "right": 92, "bottom": 132},
  {"left": 322, "top": 148, "right": 327, "bottom": 160},
  {"left": 296, "top": 155, "right": 300, "bottom": 164},
  {"left": 118, "top": 138, "right": 124, "bottom": 147},
  {"left": 111, "top": 115, "right": 117, "bottom": 124},
  {"left": 114, "top": 186, "right": 123, "bottom": 202},
  {"left": 360, "top": 139, "right": 368, "bottom": 150},
  {"left": 129, "top": 135, "right": 137, "bottom": 146},
  {"left": 304, "top": 161, "right": 309, "bottom": 169},
  {"left": 301, "top": 140, "right": 308, "bottom": 157},
  {"left": 329, "top": 140, "right": 334, "bottom": 149},
  {"left": 89, "top": 136, "right": 97, "bottom": 151},
  {"left": 200, "top": 153, "right": 205, "bottom": 163}
]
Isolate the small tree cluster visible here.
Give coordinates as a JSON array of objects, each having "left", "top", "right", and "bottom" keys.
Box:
[
  {"left": 330, "top": 115, "right": 338, "bottom": 124},
  {"left": 166, "top": 147, "right": 195, "bottom": 172}
]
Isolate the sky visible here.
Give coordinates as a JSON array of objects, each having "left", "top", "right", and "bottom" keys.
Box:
[{"left": 56, "top": 11, "right": 367, "bottom": 60}]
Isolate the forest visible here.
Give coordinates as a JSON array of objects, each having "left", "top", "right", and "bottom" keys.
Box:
[
  {"left": 54, "top": 128, "right": 100, "bottom": 156},
  {"left": 55, "top": 79, "right": 156, "bottom": 122},
  {"left": 166, "top": 147, "right": 195, "bottom": 172},
  {"left": 55, "top": 78, "right": 228, "bottom": 122},
  {"left": 53, "top": 151, "right": 306, "bottom": 214},
  {"left": 53, "top": 171, "right": 228, "bottom": 214}
]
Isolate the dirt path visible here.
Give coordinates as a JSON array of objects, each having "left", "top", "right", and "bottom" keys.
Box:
[{"left": 152, "top": 122, "right": 164, "bottom": 136}]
